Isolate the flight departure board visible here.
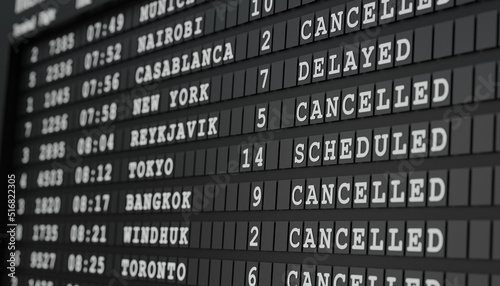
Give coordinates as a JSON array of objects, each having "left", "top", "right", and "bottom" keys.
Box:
[{"left": 1, "top": 0, "right": 500, "bottom": 285}]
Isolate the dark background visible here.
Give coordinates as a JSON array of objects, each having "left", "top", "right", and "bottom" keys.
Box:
[{"left": 0, "top": 0, "right": 499, "bottom": 285}]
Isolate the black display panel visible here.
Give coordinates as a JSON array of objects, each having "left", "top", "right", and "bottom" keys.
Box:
[{"left": 1, "top": 0, "right": 500, "bottom": 285}]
